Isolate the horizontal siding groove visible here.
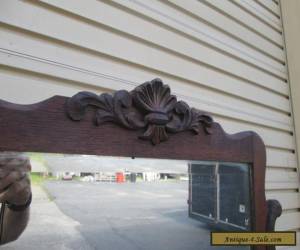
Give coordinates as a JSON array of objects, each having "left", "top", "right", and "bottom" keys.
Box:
[
  {"left": 266, "top": 166, "right": 298, "bottom": 172},
  {"left": 39, "top": 0, "right": 288, "bottom": 82},
  {"left": 266, "top": 167, "right": 299, "bottom": 180},
  {"left": 107, "top": 0, "right": 287, "bottom": 76},
  {"left": 219, "top": 117, "right": 294, "bottom": 149},
  {"left": 267, "top": 148, "right": 297, "bottom": 169},
  {"left": 0, "top": 23, "right": 292, "bottom": 114},
  {"left": 281, "top": 208, "right": 300, "bottom": 214},
  {"left": 179, "top": 96, "right": 291, "bottom": 131},
  {"left": 267, "top": 165, "right": 297, "bottom": 169},
  {"left": 232, "top": 0, "right": 282, "bottom": 32},
  {"left": 266, "top": 145, "right": 295, "bottom": 153},
  {"left": 0, "top": 17, "right": 289, "bottom": 103},
  {"left": 36, "top": 1, "right": 289, "bottom": 86},
  {"left": 143, "top": 0, "right": 285, "bottom": 65},
  {"left": 0, "top": 48, "right": 294, "bottom": 134},
  {"left": 0, "top": 63, "right": 295, "bottom": 150},
  {"left": 0, "top": 64, "right": 113, "bottom": 96},
  {"left": 161, "top": 0, "right": 285, "bottom": 64},
  {"left": 273, "top": 208, "right": 300, "bottom": 214},
  {"left": 0, "top": 35, "right": 288, "bottom": 118},
  {"left": 266, "top": 182, "right": 300, "bottom": 190},
  {"left": 241, "top": 0, "right": 281, "bottom": 27},
  {"left": 0, "top": 70, "right": 295, "bottom": 150},
  {"left": 0, "top": 62, "right": 293, "bottom": 139},
  {"left": 200, "top": 0, "right": 284, "bottom": 49},
  {"left": 0, "top": 49, "right": 138, "bottom": 89},
  {"left": 212, "top": 109, "right": 291, "bottom": 132},
  {"left": 267, "top": 189, "right": 299, "bottom": 193},
  {"left": 99, "top": 0, "right": 287, "bottom": 74},
  {"left": 266, "top": 192, "right": 300, "bottom": 210},
  {"left": 256, "top": 0, "right": 281, "bottom": 18},
  {"left": 277, "top": 223, "right": 300, "bottom": 232},
  {"left": 2, "top": 67, "right": 296, "bottom": 158}
]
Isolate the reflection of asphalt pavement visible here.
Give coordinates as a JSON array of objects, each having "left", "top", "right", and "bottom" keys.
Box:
[
  {"left": 2, "top": 185, "right": 91, "bottom": 250},
  {"left": 2, "top": 181, "right": 248, "bottom": 250}
]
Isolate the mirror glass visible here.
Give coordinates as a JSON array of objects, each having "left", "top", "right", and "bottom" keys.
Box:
[{"left": 1, "top": 152, "right": 251, "bottom": 250}]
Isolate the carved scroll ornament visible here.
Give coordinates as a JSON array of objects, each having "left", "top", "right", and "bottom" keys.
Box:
[{"left": 66, "top": 79, "right": 214, "bottom": 145}]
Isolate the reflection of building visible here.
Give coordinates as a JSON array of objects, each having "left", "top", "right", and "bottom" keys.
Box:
[
  {"left": 30, "top": 153, "right": 188, "bottom": 182},
  {"left": 1, "top": 1, "right": 300, "bottom": 242},
  {"left": 142, "top": 172, "right": 160, "bottom": 182}
]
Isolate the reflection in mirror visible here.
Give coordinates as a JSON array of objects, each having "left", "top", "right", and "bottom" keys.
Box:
[
  {"left": 189, "top": 163, "right": 251, "bottom": 231},
  {"left": 1, "top": 152, "right": 251, "bottom": 250}
]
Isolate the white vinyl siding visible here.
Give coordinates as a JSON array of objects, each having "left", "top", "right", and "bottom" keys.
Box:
[{"left": 0, "top": 0, "right": 299, "bottom": 245}]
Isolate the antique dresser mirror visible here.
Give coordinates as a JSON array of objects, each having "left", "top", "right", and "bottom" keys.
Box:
[{"left": 0, "top": 79, "right": 282, "bottom": 250}]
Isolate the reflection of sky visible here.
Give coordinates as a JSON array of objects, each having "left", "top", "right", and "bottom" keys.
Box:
[
  {"left": 27, "top": 153, "right": 249, "bottom": 174},
  {"left": 29, "top": 153, "right": 190, "bottom": 173}
]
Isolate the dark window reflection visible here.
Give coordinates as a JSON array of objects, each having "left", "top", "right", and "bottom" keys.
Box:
[
  {"left": 189, "top": 162, "right": 251, "bottom": 231},
  {"left": 219, "top": 164, "right": 251, "bottom": 231},
  {"left": 190, "top": 164, "right": 216, "bottom": 220}
]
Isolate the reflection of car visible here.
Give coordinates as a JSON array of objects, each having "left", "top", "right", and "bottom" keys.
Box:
[{"left": 62, "top": 172, "right": 73, "bottom": 180}]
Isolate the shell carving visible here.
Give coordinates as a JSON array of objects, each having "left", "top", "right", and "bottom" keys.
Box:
[
  {"left": 66, "top": 78, "right": 214, "bottom": 145},
  {"left": 133, "top": 80, "right": 176, "bottom": 144}
]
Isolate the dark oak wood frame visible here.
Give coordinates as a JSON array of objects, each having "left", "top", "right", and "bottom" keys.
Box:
[{"left": 0, "top": 79, "right": 282, "bottom": 250}]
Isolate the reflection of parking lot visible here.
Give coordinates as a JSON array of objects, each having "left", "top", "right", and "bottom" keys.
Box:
[{"left": 3, "top": 181, "right": 248, "bottom": 250}]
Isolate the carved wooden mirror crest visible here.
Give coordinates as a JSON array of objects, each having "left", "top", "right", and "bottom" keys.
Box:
[
  {"left": 66, "top": 78, "right": 213, "bottom": 145},
  {"left": 0, "top": 78, "right": 282, "bottom": 250}
]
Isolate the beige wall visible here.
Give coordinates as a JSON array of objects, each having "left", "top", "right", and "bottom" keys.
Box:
[
  {"left": 280, "top": 2, "right": 300, "bottom": 243},
  {"left": 281, "top": 0, "right": 300, "bottom": 182}
]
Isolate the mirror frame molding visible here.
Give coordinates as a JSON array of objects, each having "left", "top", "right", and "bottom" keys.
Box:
[{"left": 0, "top": 78, "right": 282, "bottom": 250}]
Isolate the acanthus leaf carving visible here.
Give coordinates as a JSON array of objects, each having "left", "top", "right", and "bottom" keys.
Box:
[
  {"left": 66, "top": 90, "right": 145, "bottom": 129},
  {"left": 66, "top": 78, "right": 214, "bottom": 145},
  {"left": 166, "top": 101, "right": 213, "bottom": 135}
]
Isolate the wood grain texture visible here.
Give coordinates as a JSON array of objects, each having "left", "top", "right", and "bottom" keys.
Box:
[{"left": 0, "top": 80, "right": 280, "bottom": 250}]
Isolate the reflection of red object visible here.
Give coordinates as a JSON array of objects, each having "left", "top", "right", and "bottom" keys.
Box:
[{"left": 116, "top": 172, "right": 124, "bottom": 183}]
